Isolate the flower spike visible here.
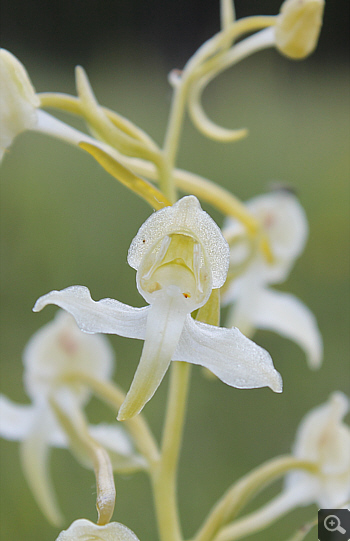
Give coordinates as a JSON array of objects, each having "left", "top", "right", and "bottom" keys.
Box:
[{"left": 34, "top": 196, "right": 282, "bottom": 420}]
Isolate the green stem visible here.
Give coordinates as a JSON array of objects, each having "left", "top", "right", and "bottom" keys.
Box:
[
  {"left": 153, "top": 362, "right": 192, "bottom": 541},
  {"left": 158, "top": 154, "right": 178, "bottom": 204},
  {"left": 50, "top": 395, "right": 116, "bottom": 525},
  {"left": 62, "top": 372, "right": 159, "bottom": 468},
  {"left": 192, "top": 456, "right": 317, "bottom": 541},
  {"left": 283, "top": 518, "right": 318, "bottom": 541},
  {"left": 214, "top": 490, "right": 303, "bottom": 541},
  {"left": 159, "top": 15, "right": 276, "bottom": 202}
]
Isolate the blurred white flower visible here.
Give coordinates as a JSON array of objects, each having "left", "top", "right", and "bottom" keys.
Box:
[
  {"left": 285, "top": 391, "right": 350, "bottom": 508},
  {"left": 275, "top": 0, "right": 325, "bottom": 59},
  {"left": 0, "top": 311, "right": 144, "bottom": 526},
  {"left": 209, "top": 392, "right": 350, "bottom": 541},
  {"left": 34, "top": 196, "right": 282, "bottom": 421},
  {"left": 56, "top": 518, "right": 140, "bottom": 541},
  {"left": 222, "top": 190, "right": 323, "bottom": 368}
]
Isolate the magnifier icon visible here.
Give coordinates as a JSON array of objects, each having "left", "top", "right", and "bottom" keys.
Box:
[{"left": 324, "top": 515, "right": 346, "bottom": 534}]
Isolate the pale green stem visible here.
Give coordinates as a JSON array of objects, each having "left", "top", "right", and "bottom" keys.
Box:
[
  {"left": 39, "top": 92, "right": 159, "bottom": 150},
  {"left": 62, "top": 372, "right": 159, "bottom": 468},
  {"left": 160, "top": 16, "right": 276, "bottom": 203},
  {"left": 153, "top": 361, "right": 192, "bottom": 541},
  {"left": 214, "top": 489, "right": 304, "bottom": 541},
  {"left": 220, "top": 0, "right": 236, "bottom": 31},
  {"left": 75, "top": 66, "right": 162, "bottom": 164},
  {"left": 187, "top": 28, "right": 276, "bottom": 142},
  {"left": 34, "top": 109, "right": 122, "bottom": 161},
  {"left": 50, "top": 394, "right": 116, "bottom": 525},
  {"left": 193, "top": 456, "right": 317, "bottom": 541},
  {"left": 191, "top": 26, "right": 276, "bottom": 87},
  {"left": 283, "top": 518, "right": 318, "bottom": 541}
]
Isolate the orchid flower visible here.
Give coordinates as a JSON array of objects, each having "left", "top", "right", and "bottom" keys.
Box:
[
  {"left": 285, "top": 391, "right": 350, "bottom": 508},
  {"left": 0, "top": 311, "right": 144, "bottom": 526},
  {"left": 56, "top": 518, "right": 140, "bottom": 541},
  {"left": 211, "top": 392, "right": 350, "bottom": 541},
  {"left": 34, "top": 196, "right": 282, "bottom": 422},
  {"left": 222, "top": 190, "right": 323, "bottom": 368}
]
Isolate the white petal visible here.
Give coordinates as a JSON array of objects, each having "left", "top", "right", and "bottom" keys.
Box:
[
  {"left": 128, "top": 195, "right": 229, "bottom": 288},
  {"left": 292, "top": 392, "right": 350, "bottom": 472},
  {"left": 23, "top": 310, "right": 115, "bottom": 403},
  {"left": 286, "top": 467, "right": 350, "bottom": 508},
  {"left": 56, "top": 518, "right": 140, "bottom": 541},
  {"left": 222, "top": 266, "right": 263, "bottom": 336},
  {"left": 0, "top": 394, "right": 68, "bottom": 447},
  {"left": 89, "top": 423, "right": 147, "bottom": 472},
  {"left": 223, "top": 190, "right": 308, "bottom": 284},
  {"left": 246, "top": 191, "right": 308, "bottom": 266},
  {"left": 0, "top": 394, "right": 36, "bottom": 440},
  {"left": 33, "top": 285, "right": 149, "bottom": 339},
  {"left": 252, "top": 288, "right": 323, "bottom": 368},
  {"left": 118, "top": 291, "right": 189, "bottom": 420},
  {"left": 174, "top": 315, "right": 283, "bottom": 393},
  {"left": 285, "top": 392, "right": 350, "bottom": 507},
  {"left": 19, "top": 405, "right": 64, "bottom": 526}
]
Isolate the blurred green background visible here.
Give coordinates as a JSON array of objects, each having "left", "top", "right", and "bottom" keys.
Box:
[{"left": 0, "top": 4, "right": 349, "bottom": 540}]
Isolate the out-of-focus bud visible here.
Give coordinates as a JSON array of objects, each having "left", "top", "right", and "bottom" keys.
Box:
[
  {"left": 56, "top": 519, "right": 140, "bottom": 541},
  {"left": 0, "top": 49, "right": 40, "bottom": 160},
  {"left": 275, "top": 0, "right": 325, "bottom": 59}
]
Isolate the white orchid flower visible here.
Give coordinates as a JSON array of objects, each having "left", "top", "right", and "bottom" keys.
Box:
[
  {"left": 285, "top": 391, "right": 350, "bottom": 508},
  {"left": 56, "top": 518, "right": 140, "bottom": 541},
  {"left": 222, "top": 190, "right": 323, "bottom": 368},
  {"left": 210, "top": 392, "right": 350, "bottom": 541},
  {"left": 0, "top": 311, "right": 144, "bottom": 526},
  {"left": 34, "top": 196, "right": 282, "bottom": 422}
]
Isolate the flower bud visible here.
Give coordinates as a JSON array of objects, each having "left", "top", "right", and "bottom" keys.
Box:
[
  {"left": 275, "top": 0, "right": 325, "bottom": 59},
  {"left": 0, "top": 49, "right": 40, "bottom": 160}
]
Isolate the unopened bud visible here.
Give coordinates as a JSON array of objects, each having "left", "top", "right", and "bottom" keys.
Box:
[
  {"left": 0, "top": 49, "right": 40, "bottom": 159},
  {"left": 275, "top": 0, "right": 325, "bottom": 59}
]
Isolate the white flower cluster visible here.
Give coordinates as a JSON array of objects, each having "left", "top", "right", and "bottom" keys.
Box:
[{"left": 2, "top": 1, "right": 344, "bottom": 540}]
